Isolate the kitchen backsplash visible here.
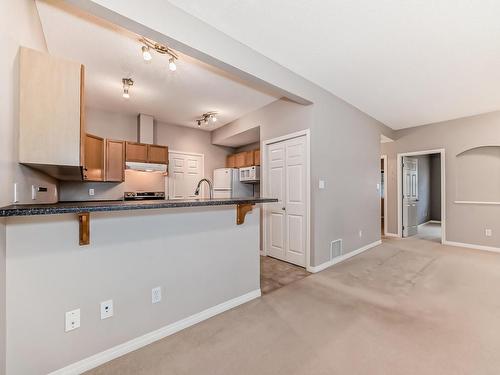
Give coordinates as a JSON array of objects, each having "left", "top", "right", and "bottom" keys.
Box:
[{"left": 59, "top": 170, "right": 166, "bottom": 201}]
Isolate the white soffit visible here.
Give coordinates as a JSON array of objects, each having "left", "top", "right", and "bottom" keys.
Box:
[
  {"left": 168, "top": 0, "right": 500, "bottom": 129},
  {"left": 35, "top": 0, "right": 278, "bottom": 130}
]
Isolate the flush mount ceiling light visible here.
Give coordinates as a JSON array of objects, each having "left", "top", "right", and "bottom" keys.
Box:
[
  {"left": 140, "top": 37, "right": 178, "bottom": 71},
  {"left": 196, "top": 112, "right": 218, "bottom": 127},
  {"left": 122, "top": 78, "right": 134, "bottom": 99}
]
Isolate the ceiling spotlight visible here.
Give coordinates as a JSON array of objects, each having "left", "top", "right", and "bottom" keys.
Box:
[
  {"left": 168, "top": 57, "right": 177, "bottom": 72},
  {"left": 122, "top": 78, "right": 133, "bottom": 99},
  {"left": 141, "top": 45, "right": 152, "bottom": 61},
  {"left": 196, "top": 112, "right": 218, "bottom": 127}
]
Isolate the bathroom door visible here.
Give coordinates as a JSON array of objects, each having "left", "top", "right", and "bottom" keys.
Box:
[{"left": 402, "top": 156, "right": 418, "bottom": 237}]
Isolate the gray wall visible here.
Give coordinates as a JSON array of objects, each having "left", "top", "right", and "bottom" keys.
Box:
[
  {"left": 5, "top": 207, "right": 260, "bottom": 374},
  {"left": 0, "top": 1, "right": 59, "bottom": 373},
  {"left": 381, "top": 110, "right": 500, "bottom": 247},
  {"left": 430, "top": 154, "right": 441, "bottom": 221}
]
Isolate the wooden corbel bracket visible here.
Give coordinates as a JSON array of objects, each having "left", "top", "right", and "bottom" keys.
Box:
[
  {"left": 236, "top": 204, "right": 254, "bottom": 225},
  {"left": 78, "top": 212, "right": 90, "bottom": 245}
]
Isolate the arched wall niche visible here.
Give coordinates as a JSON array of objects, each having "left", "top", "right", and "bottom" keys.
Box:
[{"left": 456, "top": 145, "right": 500, "bottom": 202}]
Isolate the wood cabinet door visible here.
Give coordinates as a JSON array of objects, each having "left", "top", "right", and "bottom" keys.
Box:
[
  {"left": 253, "top": 149, "right": 260, "bottom": 166},
  {"left": 148, "top": 145, "right": 168, "bottom": 164},
  {"left": 83, "top": 134, "right": 104, "bottom": 181},
  {"left": 234, "top": 152, "right": 246, "bottom": 168},
  {"left": 226, "top": 154, "right": 236, "bottom": 168},
  {"left": 244, "top": 151, "right": 254, "bottom": 167},
  {"left": 106, "top": 139, "right": 125, "bottom": 182},
  {"left": 126, "top": 142, "right": 148, "bottom": 162}
]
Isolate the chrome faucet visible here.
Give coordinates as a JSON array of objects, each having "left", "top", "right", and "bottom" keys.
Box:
[{"left": 194, "top": 178, "right": 213, "bottom": 199}]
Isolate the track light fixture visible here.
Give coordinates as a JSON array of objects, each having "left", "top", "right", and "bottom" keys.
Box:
[
  {"left": 196, "top": 112, "right": 218, "bottom": 127},
  {"left": 140, "top": 37, "right": 178, "bottom": 71},
  {"left": 122, "top": 78, "right": 133, "bottom": 99}
]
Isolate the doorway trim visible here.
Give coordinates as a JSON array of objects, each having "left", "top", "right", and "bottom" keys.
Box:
[
  {"left": 262, "top": 129, "right": 311, "bottom": 271},
  {"left": 396, "top": 149, "right": 446, "bottom": 243},
  {"left": 381, "top": 155, "right": 388, "bottom": 236}
]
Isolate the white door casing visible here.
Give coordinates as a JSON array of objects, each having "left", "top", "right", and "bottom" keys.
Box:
[
  {"left": 402, "top": 156, "right": 418, "bottom": 237},
  {"left": 265, "top": 134, "right": 308, "bottom": 267},
  {"left": 168, "top": 151, "right": 204, "bottom": 199}
]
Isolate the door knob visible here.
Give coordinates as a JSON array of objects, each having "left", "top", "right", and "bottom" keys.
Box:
[{"left": 282, "top": 207, "right": 286, "bottom": 211}]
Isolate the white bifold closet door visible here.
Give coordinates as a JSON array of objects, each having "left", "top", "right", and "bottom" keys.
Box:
[{"left": 266, "top": 135, "right": 307, "bottom": 267}]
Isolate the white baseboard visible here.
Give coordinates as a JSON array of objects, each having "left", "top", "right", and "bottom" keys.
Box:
[
  {"left": 259, "top": 250, "right": 265, "bottom": 256},
  {"left": 429, "top": 220, "right": 441, "bottom": 224},
  {"left": 49, "top": 289, "right": 262, "bottom": 375},
  {"left": 308, "top": 240, "right": 382, "bottom": 273},
  {"left": 384, "top": 232, "right": 399, "bottom": 238},
  {"left": 443, "top": 240, "right": 500, "bottom": 254}
]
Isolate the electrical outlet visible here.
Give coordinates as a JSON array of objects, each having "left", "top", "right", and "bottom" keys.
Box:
[
  {"left": 358, "top": 230, "right": 363, "bottom": 238},
  {"left": 88, "top": 188, "right": 95, "bottom": 196},
  {"left": 319, "top": 180, "right": 326, "bottom": 189},
  {"left": 152, "top": 287, "right": 162, "bottom": 304},
  {"left": 485, "top": 228, "right": 493, "bottom": 237},
  {"left": 376, "top": 183, "right": 380, "bottom": 191},
  {"left": 100, "top": 300, "right": 114, "bottom": 319},
  {"left": 65, "top": 309, "right": 80, "bottom": 332}
]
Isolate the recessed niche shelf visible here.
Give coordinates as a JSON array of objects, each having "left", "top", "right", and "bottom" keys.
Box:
[{"left": 456, "top": 145, "right": 500, "bottom": 203}]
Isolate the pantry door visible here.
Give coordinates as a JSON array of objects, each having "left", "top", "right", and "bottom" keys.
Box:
[
  {"left": 265, "top": 134, "right": 308, "bottom": 267},
  {"left": 168, "top": 151, "right": 204, "bottom": 199}
]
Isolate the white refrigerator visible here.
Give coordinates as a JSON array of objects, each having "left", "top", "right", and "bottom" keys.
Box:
[{"left": 213, "top": 168, "right": 254, "bottom": 198}]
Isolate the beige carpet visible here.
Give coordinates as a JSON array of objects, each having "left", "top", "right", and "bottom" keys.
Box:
[{"left": 86, "top": 237, "right": 500, "bottom": 375}]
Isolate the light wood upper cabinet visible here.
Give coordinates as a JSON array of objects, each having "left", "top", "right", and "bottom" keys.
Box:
[
  {"left": 253, "top": 149, "right": 261, "bottom": 166},
  {"left": 244, "top": 151, "right": 254, "bottom": 166},
  {"left": 226, "top": 154, "right": 236, "bottom": 168},
  {"left": 234, "top": 152, "right": 246, "bottom": 168},
  {"left": 148, "top": 145, "right": 168, "bottom": 164},
  {"left": 125, "top": 142, "right": 148, "bottom": 163},
  {"left": 19, "top": 47, "right": 85, "bottom": 180},
  {"left": 83, "top": 134, "right": 104, "bottom": 181},
  {"left": 106, "top": 140, "right": 125, "bottom": 182}
]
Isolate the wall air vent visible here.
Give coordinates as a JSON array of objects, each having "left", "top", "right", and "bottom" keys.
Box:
[{"left": 330, "top": 239, "right": 343, "bottom": 260}]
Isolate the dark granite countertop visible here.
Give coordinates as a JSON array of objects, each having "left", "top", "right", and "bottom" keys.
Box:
[{"left": 0, "top": 197, "right": 277, "bottom": 217}]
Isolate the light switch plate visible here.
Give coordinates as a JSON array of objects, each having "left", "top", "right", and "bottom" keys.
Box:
[
  {"left": 485, "top": 229, "right": 493, "bottom": 237},
  {"left": 88, "top": 188, "right": 95, "bottom": 196},
  {"left": 100, "top": 300, "right": 114, "bottom": 319},
  {"left": 319, "top": 180, "right": 325, "bottom": 189},
  {"left": 65, "top": 309, "right": 80, "bottom": 332}
]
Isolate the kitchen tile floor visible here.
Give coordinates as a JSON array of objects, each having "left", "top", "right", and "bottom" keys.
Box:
[{"left": 260, "top": 255, "right": 311, "bottom": 294}]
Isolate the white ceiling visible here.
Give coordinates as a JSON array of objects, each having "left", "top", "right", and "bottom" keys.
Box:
[
  {"left": 168, "top": 0, "right": 500, "bottom": 129},
  {"left": 35, "top": 1, "right": 278, "bottom": 131}
]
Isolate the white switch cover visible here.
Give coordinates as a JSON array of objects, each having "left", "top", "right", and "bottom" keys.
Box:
[
  {"left": 376, "top": 183, "right": 380, "bottom": 191},
  {"left": 485, "top": 229, "right": 493, "bottom": 237},
  {"left": 319, "top": 180, "right": 326, "bottom": 189},
  {"left": 65, "top": 309, "right": 80, "bottom": 332},
  {"left": 31, "top": 185, "right": 36, "bottom": 200},
  {"left": 88, "top": 188, "right": 95, "bottom": 196},
  {"left": 13, "top": 183, "right": 18, "bottom": 203},
  {"left": 100, "top": 300, "right": 114, "bottom": 319},
  {"left": 152, "top": 287, "right": 162, "bottom": 304},
  {"left": 358, "top": 230, "right": 363, "bottom": 238}
]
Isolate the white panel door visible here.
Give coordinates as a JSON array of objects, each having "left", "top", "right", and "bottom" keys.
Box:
[
  {"left": 402, "top": 156, "right": 418, "bottom": 237},
  {"left": 168, "top": 152, "right": 204, "bottom": 199},
  {"left": 265, "top": 135, "right": 307, "bottom": 267}
]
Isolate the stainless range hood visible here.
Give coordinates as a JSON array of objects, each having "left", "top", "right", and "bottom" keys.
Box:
[{"left": 125, "top": 162, "right": 167, "bottom": 173}]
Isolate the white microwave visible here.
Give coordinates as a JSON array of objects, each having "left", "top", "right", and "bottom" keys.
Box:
[{"left": 239, "top": 166, "right": 260, "bottom": 183}]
